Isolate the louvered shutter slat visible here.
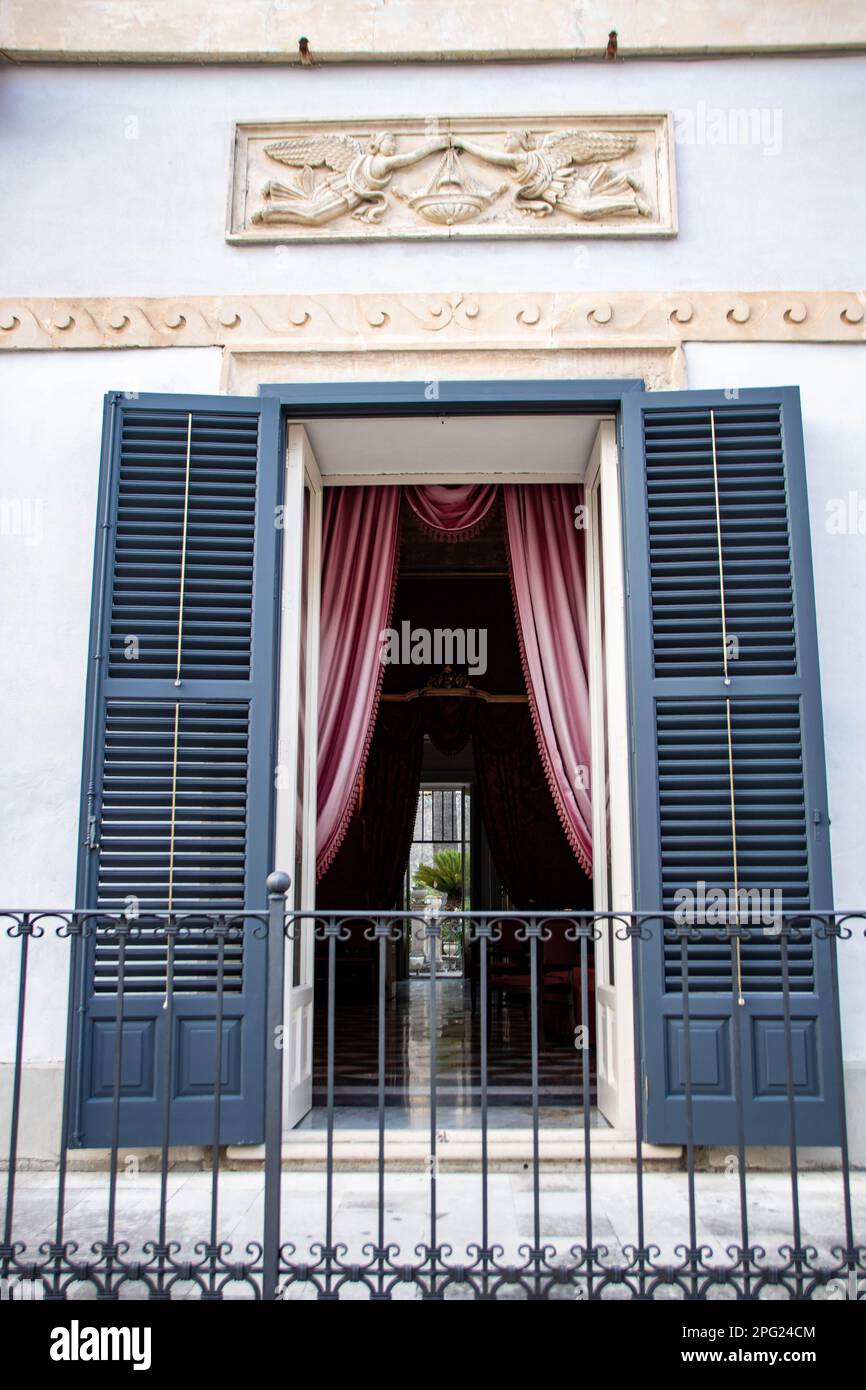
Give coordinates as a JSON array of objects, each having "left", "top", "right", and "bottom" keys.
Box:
[
  {"left": 108, "top": 408, "right": 258, "bottom": 679},
  {"left": 622, "top": 386, "right": 837, "bottom": 1146},
  {"left": 647, "top": 405, "right": 798, "bottom": 680},
  {"left": 74, "top": 391, "right": 280, "bottom": 1148}
]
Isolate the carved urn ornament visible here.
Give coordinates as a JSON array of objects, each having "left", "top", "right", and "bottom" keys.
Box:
[{"left": 395, "top": 145, "right": 507, "bottom": 225}]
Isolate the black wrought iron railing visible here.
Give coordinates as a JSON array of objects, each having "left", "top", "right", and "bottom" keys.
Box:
[{"left": 0, "top": 879, "right": 864, "bottom": 1300}]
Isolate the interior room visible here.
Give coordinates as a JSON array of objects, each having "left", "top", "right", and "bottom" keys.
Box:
[{"left": 291, "top": 410, "right": 611, "bottom": 1124}]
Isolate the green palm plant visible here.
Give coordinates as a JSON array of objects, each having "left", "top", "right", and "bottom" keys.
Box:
[{"left": 412, "top": 849, "right": 468, "bottom": 910}]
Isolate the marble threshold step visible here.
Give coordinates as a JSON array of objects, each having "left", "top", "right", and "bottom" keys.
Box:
[{"left": 225, "top": 1130, "right": 683, "bottom": 1171}]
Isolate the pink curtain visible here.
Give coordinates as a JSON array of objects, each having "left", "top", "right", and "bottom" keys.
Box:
[
  {"left": 405, "top": 483, "right": 497, "bottom": 541},
  {"left": 503, "top": 484, "right": 593, "bottom": 875},
  {"left": 316, "top": 486, "right": 401, "bottom": 878}
]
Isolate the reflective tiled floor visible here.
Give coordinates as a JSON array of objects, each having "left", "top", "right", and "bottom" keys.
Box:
[{"left": 311, "top": 977, "right": 596, "bottom": 1116}]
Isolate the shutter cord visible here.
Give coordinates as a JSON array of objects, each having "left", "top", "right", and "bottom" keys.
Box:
[
  {"left": 167, "top": 414, "right": 193, "bottom": 915},
  {"left": 710, "top": 409, "right": 732, "bottom": 688},
  {"left": 167, "top": 702, "right": 181, "bottom": 915},
  {"left": 712, "top": 409, "right": 744, "bottom": 1003},
  {"left": 174, "top": 413, "right": 193, "bottom": 687}
]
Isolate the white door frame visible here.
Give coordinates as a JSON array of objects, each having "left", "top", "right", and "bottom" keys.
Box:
[
  {"left": 276, "top": 414, "right": 636, "bottom": 1134},
  {"left": 274, "top": 424, "right": 322, "bottom": 1129},
  {"left": 584, "top": 421, "right": 636, "bottom": 1131}
]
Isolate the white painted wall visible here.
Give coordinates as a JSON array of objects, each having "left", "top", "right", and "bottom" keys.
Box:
[
  {"left": 685, "top": 347, "right": 866, "bottom": 924},
  {"left": 1, "top": 58, "right": 864, "bottom": 295},
  {"left": 684, "top": 344, "right": 866, "bottom": 1111},
  {"left": 0, "top": 350, "right": 221, "bottom": 1084},
  {"left": 1, "top": 340, "right": 865, "bottom": 1153},
  {"left": 0, "top": 351, "right": 222, "bottom": 1161},
  {"left": 3, "top": 343, "right": 864, "bottom": 1036},
  {"left": 2, "top": 55, "right": 865, "bottom": 1150}
]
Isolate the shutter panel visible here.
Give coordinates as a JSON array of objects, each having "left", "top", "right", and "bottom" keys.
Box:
[
  {"left": 621, "top": 387, "right": 838, "bottom": 1145},
  {"left": 73, "top": 392, "right": 281, "bottom": 1147}
]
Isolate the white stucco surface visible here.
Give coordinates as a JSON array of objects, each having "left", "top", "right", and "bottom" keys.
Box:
[
  {"left": 2, "top": 52, "right": 865, "bottom": 1147},
  {"left": 1, "top": 58, "right": 864, "bottom": 295},
  {"left": 0, "top": 350, "right": 221, "bottom": 1067},
  {"left": 685, "top": 343, "right": 866, "bottom": 1063},
  {"left": 0, "top": 350, "right": 222, "bottom": 906},
  {"left": 684, "top": 348, "right": 866, "bottom": 909},
  {"left": 2, "top": 341, "right": 865, "bottom": 1071},
  {"left": 5, "top": 0, "right": 863, "bottom": 63}
]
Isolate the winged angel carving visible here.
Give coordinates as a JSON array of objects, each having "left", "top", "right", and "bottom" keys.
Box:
[
  {"left": 249, "top": 126, "right": 651, "bottom": 230},
  {"left": 251, "top": 130, "right": 449, "bottom": 226},
  {"left": 452, "top": 128, "right": 651, "bottom": 220}
]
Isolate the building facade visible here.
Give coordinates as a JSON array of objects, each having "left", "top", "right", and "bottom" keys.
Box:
[{"left": 1, "top": 2, "right": 865, "bottom": 1167}]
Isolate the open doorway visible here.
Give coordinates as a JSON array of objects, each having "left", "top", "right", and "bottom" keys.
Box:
[
  {"left": 313, "top": 491, "right": 596, "bottom": 1113},
  {"left": 275, "top": 408, "right": 635, "bottom": 1132}
]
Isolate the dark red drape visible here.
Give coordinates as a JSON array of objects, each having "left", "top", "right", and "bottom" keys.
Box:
[
  {"left": 316, "top": 482, "right": 592, "bottom": 905},
  {"left": 317, "top": 486, "right": 401, "bottom": 878},
  {"left": 317, "top": 697, "right": 589, "bottom": 912},
  {"left": 473, "top": 703, "right": 591, "bottom": 910},
  {"left": 404, "top": 483, "right": 497, "bottom": 542},
  {"left": 316, "top": 702, "right": 424, "bottom": 910},
  {"left": 504, "top": 483, "right": 593, "bottom": 874}
]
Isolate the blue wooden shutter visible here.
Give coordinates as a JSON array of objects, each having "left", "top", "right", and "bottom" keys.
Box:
[
  {"left": 73, "top": 391, "right": 281, "bottom": 1146},
  {"left": 620, "top": 387, "right": 838, "bottom": 1145}
]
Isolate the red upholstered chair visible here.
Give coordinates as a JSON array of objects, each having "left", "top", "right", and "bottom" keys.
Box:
[
  {"left": 543, "top": 928, "right": 595, "bottom": 1044},
  {"left": 540, "top": 929, "right": 579, "bottom": 1041},
  {"left": 485, "top": 924, "right": 595, "bottom": 1046},
  {"left": 487, "top": 919, "right": 530, "bottom": 1008}
]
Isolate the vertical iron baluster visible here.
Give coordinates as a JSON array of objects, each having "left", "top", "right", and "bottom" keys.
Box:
[
  {"left": 2, "top": 916, "right": 31, "bottom": 1280},
  {"left": 376, "top": 922, "right": 387, "bottom": 1299},
  {"left": 324, "top": 918, "right": 337, "bottom": 1298},
  {"left": 428, "top": 911, "right": 439, "bottom": 1298},
  {"left": 723, "top": 695, "right": 746, "bottom": 1295},
  {"left": 480, "top": 924, "right": 490, "bottom": 1299},
  {"left": 630, "top": 922, "right": 647, "bottom": 1297},
  {"left": 105, "top": 917, "right": 128, "bottom": 1299},
  {"left": 824, "top": 916, "right": 856, "bottom": 1294},
  {"left": 7, "top": 903, "right": 866, "bottom": 1304},
  {"left": 729, "top": 924, "right": 750, "bottom": 1298},
  {"left": 155, "top": 914, "right": 177, "bottom": 1299},
  {"left": 679, "top": 928, "right": 698, "bottom": 1298},
  {"left": 70, "top": 916, "right": 90, "bottom": 1147},
  {"left": 205, "top": 918, "right": 227, "bottom": 1299},
  {"left": 580, "top": 923, "right": 593, "bottom": 1299},
  {"left": 50, "top": 916, "right": 81, "bottom": 1300},
  {"left": 529, "top": 922, "right": 541, "bottom": 1297},
  {"left": 779, "top": 924, "right": 804, "bottom": 1297},
  {"left": 263, "top": 875, "right": 289, "bottom": 1302}
]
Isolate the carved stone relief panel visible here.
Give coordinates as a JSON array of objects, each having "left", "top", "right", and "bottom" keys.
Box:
[{"left": 227, "top": 114, "right": 676, "bottom": 242}]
